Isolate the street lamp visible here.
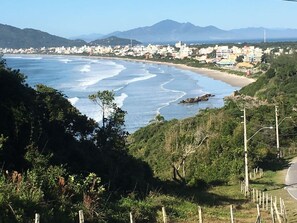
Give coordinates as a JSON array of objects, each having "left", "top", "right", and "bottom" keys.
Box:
[{"left": 242, "top": 108, "right": 273, "bottom": 196}]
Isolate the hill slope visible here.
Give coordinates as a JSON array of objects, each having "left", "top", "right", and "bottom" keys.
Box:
[
  {"left": 89, "top": 36, "right": 141, "bottom": 46},
  {"left": 0, "top": 23, "right": 87, "bottom": 48}
]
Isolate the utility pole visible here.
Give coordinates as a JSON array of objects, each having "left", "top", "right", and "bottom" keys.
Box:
[
  {"left": 243, "top": 107, "right": 249, "bottom": 196},
  {"left": 275, "top": 105, "right": 280, "bottom": 158},
  {"left": 242, "top": 108, "right": 273, "bottom": 196}
]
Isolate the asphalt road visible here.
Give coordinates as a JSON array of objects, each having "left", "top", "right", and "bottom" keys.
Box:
[{"left": 285, "top": 160, "right": 297, "bottom": 200}]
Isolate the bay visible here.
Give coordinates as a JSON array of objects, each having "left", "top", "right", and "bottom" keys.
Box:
[{"left": 4, "top": 54, "right": 238, "bottom": 132}]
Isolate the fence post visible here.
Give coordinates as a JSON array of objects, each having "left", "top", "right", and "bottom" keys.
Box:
[
  {"left": 230, "top": 205, "right": 234, "bottom": 223},
  {"left": 271, "top": 196, "right": 273, "bottom": 214},
  {"left": 271, "top": 203, "right": 275, "bottom": 223},
  {"left": 34, "top": 213, "right": 40, "bottom": 223},
  {"left": 266, "top": 193, "right": 269, "bottom": 211},
  {"left": 130, "top": 212, "right": 134, "bottom": 223},
  {"left": 198, "top": 206, "right": 203, "bottom": 223},
  {"left": 273, "top": 202, "right": 282, "bottom": 223},
  {"left": 280, "top": 198, "right": 283, "bottom": 216},
  {"left": 262, "top": 192, "right": 265, "bottom": 210},
  {"left": 256, "top": 189, "right": 259, "bottom": 203},
  {"left": 79, "top": 210, "right": 84, "bottom": 223},
  {"left": 256, "top": 204, "right": 261, "bottom": 223},
  {"left": 240, "top": 181, "right": 243, "bottom": 193},
  {"left": 282, "top": 199, "right": 287, "bottom": 223},
  {"left": 162, "top": 206, "right": 167, "bottom": 223},
  {"left": 252, "top": 188, "right": 255, "bottom": 202}
]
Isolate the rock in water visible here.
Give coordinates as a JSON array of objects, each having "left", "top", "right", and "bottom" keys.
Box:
[{"left": 179, "top": 94, "right": 214, "bottom": 104}]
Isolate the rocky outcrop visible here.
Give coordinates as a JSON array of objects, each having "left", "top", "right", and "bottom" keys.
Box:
[{"left": 179, "top": 94, "right": 215, "bottom": 104}]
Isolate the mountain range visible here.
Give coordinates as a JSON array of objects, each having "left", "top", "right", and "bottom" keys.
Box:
[
  {"left": 1, "top": 20, "right": 297, "bottom": 49},
  {"left": 105, "top": 19, "right": 297, "bottom": 43}
]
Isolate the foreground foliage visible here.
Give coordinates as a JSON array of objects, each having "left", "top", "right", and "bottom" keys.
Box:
[{"left": 0, "top": 58, "right": 152, "bottom": 222}]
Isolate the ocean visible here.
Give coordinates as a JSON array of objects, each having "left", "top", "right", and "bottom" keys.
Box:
[{"left": 4, "top": 55, "right": 238, "bottom": 132}]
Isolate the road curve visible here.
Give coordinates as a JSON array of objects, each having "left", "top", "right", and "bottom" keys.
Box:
[{"left": 285, "top": 159, "right": 297, "bottom": 200}]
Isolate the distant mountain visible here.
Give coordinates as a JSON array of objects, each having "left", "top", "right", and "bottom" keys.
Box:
[
  {"left": 2, "top": 21, "right": 297, "bottom": 49},
  {"left": 105, "top": 19, "right": 230, "bottom": 43},
  {"left": 0, "top": 24, "right": 87, "bottom": 49},
  {"left": 89, "top": 36, "right": 141, "bottom": 46},
  {"left": 105, "top": 19, "right": 297, "bottom": 43},
  {"left": 69, "top": 33, "right": 104, "bottom": 42}
]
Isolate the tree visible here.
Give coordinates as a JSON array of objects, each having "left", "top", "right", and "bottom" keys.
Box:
[
  {"left": 0, "top": 55, "right": 6, "bottom": 69},
  {"left": 89, "top": 90, "right": 128, "bottom": 150},
  {"left": 89, "top": 90, "right": 115, "bottom": 129},
  {"left": 236, "top": 55, "right": 244, "bottom": 63},
  {"left": 149, "top": 113, "right": 165, "bottom": 124}
]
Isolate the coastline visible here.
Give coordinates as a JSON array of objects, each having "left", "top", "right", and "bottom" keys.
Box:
[
  {"left": 89, "top": 56, "right": 256, "bottom": 88},
  {"left": 4, "top": 53, "right": 255, "bottom": 88}
]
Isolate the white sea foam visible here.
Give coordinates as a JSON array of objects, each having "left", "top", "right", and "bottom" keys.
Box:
[
  {"left": 22, "top": 57, "right": 43, "bottom": 60},
  {"left": 126, "top": 73, "right": 156, "bottom": 85},
  {"left": 68, "top": 97, "right": 79, "bottom": 106},
  {"left": 157, "top": 78, "right": 187, "bottom": 114},
  {"left": 5, "top": 56, "right": 43, "bottom": 60},
  {"left": 3, "top": 56, "right": 23, "bottom": 59},
  {"left": 77, "top": 63, "right": 126, "bottom": 90},
  {"left": 115, "top": 93, "right": 128, "bottom": 108},
  {"left": 60, "top": 58, "right": 72, "bottom": 63},
  {"left": 80, "top": 65, "right": 91, "bottom": 73}
]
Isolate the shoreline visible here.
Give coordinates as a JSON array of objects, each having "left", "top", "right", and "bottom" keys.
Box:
[
  {"left": 90, "top": 56, "right": 255, "bottom": 88},
  {"left": 4, "top": 53, "right": 255, "bottom": 88}
]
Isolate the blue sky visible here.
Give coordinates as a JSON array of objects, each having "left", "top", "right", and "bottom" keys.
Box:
[{"left": 1, "top": 0, "right": 296, "bottom": 38}]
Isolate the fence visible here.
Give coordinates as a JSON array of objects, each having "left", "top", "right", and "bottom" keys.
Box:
[
  {"left": 33, "top": 204, "right": 273, "bottom": 223},
  {"left": 241, "top": 181, "right": 288, "bottom": 223}
]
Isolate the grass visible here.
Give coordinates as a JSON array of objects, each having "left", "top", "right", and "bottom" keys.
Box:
[
  {"left": 122, "top": 154, "right": 297, "bottom": 223},
  {"left": 119, "top": 183, "right": 272, "bottom": 222}
]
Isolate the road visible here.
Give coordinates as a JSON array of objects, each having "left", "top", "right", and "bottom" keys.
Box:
[{"left": 285, "top": 159, "right": 297, "bottom": 200}]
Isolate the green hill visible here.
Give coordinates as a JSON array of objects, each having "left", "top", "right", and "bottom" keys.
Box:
[
  {"left": 0, "top": 23, "right": 87, "bottom": 48},
  {"left": 89, "top": 36, "right": 141, "bottom": 46}
]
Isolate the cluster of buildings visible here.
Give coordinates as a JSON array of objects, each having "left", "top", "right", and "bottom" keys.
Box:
[{"left": 1, "top": 41, "right": 295, "bottom": 69}]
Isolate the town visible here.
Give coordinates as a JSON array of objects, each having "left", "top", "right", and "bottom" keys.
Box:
[{"left": 1, "top": 41, "right": 296, "bottom": 72}]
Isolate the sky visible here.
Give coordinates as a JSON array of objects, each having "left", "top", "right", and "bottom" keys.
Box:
[{"left": 1, "top": 0, "right": 297, "bottom": 38}]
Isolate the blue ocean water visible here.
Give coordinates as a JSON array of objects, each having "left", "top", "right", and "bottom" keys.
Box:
[{"left": 4, "top": 55, "right": 238, "bottom": 132}]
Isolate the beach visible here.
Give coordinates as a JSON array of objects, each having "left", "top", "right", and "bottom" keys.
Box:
[
  {"left": 93, "top": 56, "right": 255, "bottom": 88},
  {"left": 175, "top": 65, "right": 255, "bottom": 88}
]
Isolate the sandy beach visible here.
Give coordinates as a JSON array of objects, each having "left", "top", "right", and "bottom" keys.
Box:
[{"left": 93, "top": 56, "right": 255, "bottom": 88}]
